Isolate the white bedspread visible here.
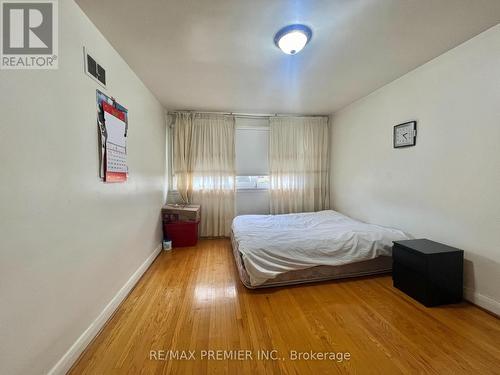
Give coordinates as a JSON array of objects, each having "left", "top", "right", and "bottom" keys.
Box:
[{"left": 232, "top": 210, "right": 412, "bottom": 286}]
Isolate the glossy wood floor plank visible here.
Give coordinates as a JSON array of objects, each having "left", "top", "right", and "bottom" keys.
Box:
[{"left": 69, "top": 239, "right": 500, "bottom": 375}]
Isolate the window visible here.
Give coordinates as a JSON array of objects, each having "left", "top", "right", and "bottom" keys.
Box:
[
  {"left": 173, "top": 174, "right": 268, "bottom": 191},
  {"left": 172, "top": 175, "right": 235, "bottom": 191},
  {"left": 235, "top": 117, "right": 269, "bottom": 190},
  {"left": 169, "top": 116, "right": 271, "bottom": 192},
  {"left": 236, "top": 176, "right": 270, "bottom": 190}
]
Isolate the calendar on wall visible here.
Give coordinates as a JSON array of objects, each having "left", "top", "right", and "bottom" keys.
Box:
[{"left": 96, "top": 90, "right": 128, "bottom": 182}]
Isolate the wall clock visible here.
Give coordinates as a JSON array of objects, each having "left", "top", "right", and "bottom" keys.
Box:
[{"left": 393, "top": 121, "right": 417, "bottom": 148}]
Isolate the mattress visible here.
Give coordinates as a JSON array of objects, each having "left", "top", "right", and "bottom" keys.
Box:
[{"left": 231, "top": 210, "right": 412, "bottom": 288}]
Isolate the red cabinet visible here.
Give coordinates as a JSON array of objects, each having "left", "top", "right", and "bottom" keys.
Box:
[
  {"left": 163, "top": 220, "right": 199, "bottom": 247},
  {"left": 161, "top": 204, "right": 201, "bottom": 248}
]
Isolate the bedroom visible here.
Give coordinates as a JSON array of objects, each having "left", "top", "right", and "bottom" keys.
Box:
[{"left": 0, "top": 0, "right": 499, "bottom": 374}]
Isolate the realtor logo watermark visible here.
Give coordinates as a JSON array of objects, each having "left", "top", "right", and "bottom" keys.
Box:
[{"left": 1, "top": 0, "right": 58, "bottom": 69}]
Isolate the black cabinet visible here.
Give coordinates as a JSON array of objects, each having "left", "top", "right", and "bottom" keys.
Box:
[{"left": 392, "top": 239, "right": 463, "bottom": 307}]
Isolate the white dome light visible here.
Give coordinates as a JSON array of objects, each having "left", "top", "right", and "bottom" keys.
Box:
[
  {"left": 278, "top": 31, "right": 308, "bottom": 55},
  {"left": 274, "top": 24, "right": 312, "bottom": 55}
]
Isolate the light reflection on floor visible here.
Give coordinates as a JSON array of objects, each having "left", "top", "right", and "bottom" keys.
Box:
[{"left": 194, "top": 284, "right": 237, "bottom": 303}]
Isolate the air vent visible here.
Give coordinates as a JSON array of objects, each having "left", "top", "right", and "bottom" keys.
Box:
[{"left": 84, "top": 47, "right": 106, "bottom": 87}]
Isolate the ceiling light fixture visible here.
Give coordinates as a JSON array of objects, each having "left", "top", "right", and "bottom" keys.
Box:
[{"left": 274, "top": 24, "right": 312, "bottom": 55}]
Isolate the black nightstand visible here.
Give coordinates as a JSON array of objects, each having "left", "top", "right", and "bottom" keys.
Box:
[{"left": 392, "top": 239, "right": 463, "bottom": 307}]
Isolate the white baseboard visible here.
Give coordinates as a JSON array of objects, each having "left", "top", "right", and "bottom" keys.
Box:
[
  {"left": 464, "top": 287, "right": 500, "bottom": 316},
  {"left": 47, "top": 244, "right": 162, "bottom": 375}
]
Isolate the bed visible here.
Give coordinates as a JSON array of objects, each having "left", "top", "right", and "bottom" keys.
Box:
[{"left": 231, "top": 210, "right": 412, "bottom": 288}]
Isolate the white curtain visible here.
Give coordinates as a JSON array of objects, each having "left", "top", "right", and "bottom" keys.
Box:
[
  {"left": 173, "top": 113, "right": 235, "bottom": 237},
  {"left": 269, "top": 116, "right": 330, "bottom": 214}
]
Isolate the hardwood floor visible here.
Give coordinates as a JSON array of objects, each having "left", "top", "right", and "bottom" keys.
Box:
[{"left": 70, "top": 239, "right": 500, "bottom": 374}]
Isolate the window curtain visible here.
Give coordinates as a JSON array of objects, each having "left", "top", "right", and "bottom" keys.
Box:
[
  {"left": 269, "top": 116, "right": 330, "bottom": 214},
  {"left": 173, "top": 113, "right": 235, "bottom": 237}
]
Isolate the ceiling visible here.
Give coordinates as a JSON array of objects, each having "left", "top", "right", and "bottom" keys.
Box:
[{"left": 75, "top": 0, "right": 500, "bottom": 114}]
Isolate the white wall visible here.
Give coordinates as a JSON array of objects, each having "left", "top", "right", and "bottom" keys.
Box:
[
  {"left": 236, "top": 190, "right": 270, "bottom": 216},
  {"left": 330, "top": 24, "right": 500, "bottom": 314},
  {"left": 0, "top": 1, "right": 166, "bottom": 374}
]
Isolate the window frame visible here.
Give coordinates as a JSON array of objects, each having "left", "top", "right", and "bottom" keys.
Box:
[{"left": 235, "top": 175, "right": 270, "bottom": 191}]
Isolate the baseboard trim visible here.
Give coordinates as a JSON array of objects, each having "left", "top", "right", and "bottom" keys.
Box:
[
  {"left": 47, "top": 244, "right": 162, "bottom": 375},
  {"left": 464, "top": 287, "right": 500, "bottom": 317}
]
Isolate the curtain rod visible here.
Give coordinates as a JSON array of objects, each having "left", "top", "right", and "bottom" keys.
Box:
[{"left": 167, "top": 110, "right": 330, "bottom": 119}]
